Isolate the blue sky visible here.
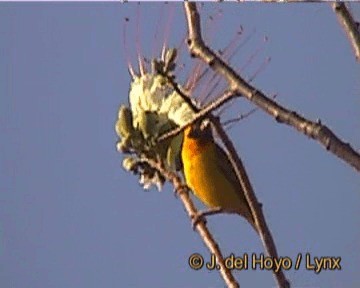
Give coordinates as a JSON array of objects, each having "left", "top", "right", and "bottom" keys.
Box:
[{"left": 1, "top": 3, "right": 359, "bottom": 288}]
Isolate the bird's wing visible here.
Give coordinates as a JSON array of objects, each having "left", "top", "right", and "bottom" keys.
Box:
[{"left": 215, "top": 144, "right": 254, "bottom": 220}]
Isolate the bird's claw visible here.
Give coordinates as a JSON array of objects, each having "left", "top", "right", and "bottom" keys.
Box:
[
  {"left": 191, "top": 212, "right": 207, "bottom": 230},
  {"left": 190, "top": 207, "right": 225, "bottom": 230}
]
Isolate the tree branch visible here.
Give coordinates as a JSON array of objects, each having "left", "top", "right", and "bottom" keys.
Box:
[
  {"left": 157, "top": 88, "right": 237, "bottom": 142},
  {"left": 332, "top": 2, "right": 360, "bottom": 62},
  {"left": 210, "top": 116, "right": 290, "bottom": 288},
  {"left": 142, "top": 157, "right": 240, "bottom": 288},
  {"left": 184, "top": 2, "right": 360, "bottom": 173},
  {"left": 184, "top": 3, "right": 291, "bottom": 288}
]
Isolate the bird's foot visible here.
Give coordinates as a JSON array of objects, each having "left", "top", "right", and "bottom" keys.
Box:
[
  {"left": 191, "top": 212, "right": 207, "bottom": 230},
  {"left": 191, "top": 207, "right": 224, "bottom": 230}
]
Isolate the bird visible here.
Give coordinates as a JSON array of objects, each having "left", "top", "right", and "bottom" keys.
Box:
[{"left": 181, "top": 119, "right": 257, "bottom": 233}]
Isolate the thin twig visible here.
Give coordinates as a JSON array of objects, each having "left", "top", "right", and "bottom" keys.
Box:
[
  {"left": 184, "top": 2, "right": 360, "bottom": 173},
  {"left": 184, "top": 3, "right": 291, "bottom": 288},
  {"left": 157, "top": 82, "right": 237, "bottom": 142},
  {"left": 222, "top": 93, "right": 277, "bottom": 129},
  {"left": 142, "top": 157, "right": 240, "bottom": 288},
  {"left": 222, "top": 107, "right": 257, "bottom": 127},
  {"left": 332, "top": 2, "right": 360, "bottom": 61}
]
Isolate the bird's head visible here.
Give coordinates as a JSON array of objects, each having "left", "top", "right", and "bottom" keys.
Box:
[{"left": 184, "top": 119, "right": 213, "bottom": 144}]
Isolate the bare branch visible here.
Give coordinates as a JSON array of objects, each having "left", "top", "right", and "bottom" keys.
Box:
[
  {"left": 142, "top": 157, "right": 240, "bottom": 288},
  {"left": 210, "top": 116, "right": 290, "bottom": 288},
  {"left": 157, "top": 84, "right": 238, "bottom": 142},
  {"left": 332, "top": 2, "right": 360, "bottom": 62},
  {"left": 184, "top": 2, "right": 360, "bottom": 173},
  {"left": 184, "top": 3, "right": 291, "bottom": 288}
]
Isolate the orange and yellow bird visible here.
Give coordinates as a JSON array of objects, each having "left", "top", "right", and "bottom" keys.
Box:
[{"left": 181, "top": 120, "right": 257, "bottom": 233}]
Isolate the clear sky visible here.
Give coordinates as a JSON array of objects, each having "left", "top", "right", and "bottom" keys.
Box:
[{"left": 1, "top": 3, "right": 359, "bottom": 288}]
